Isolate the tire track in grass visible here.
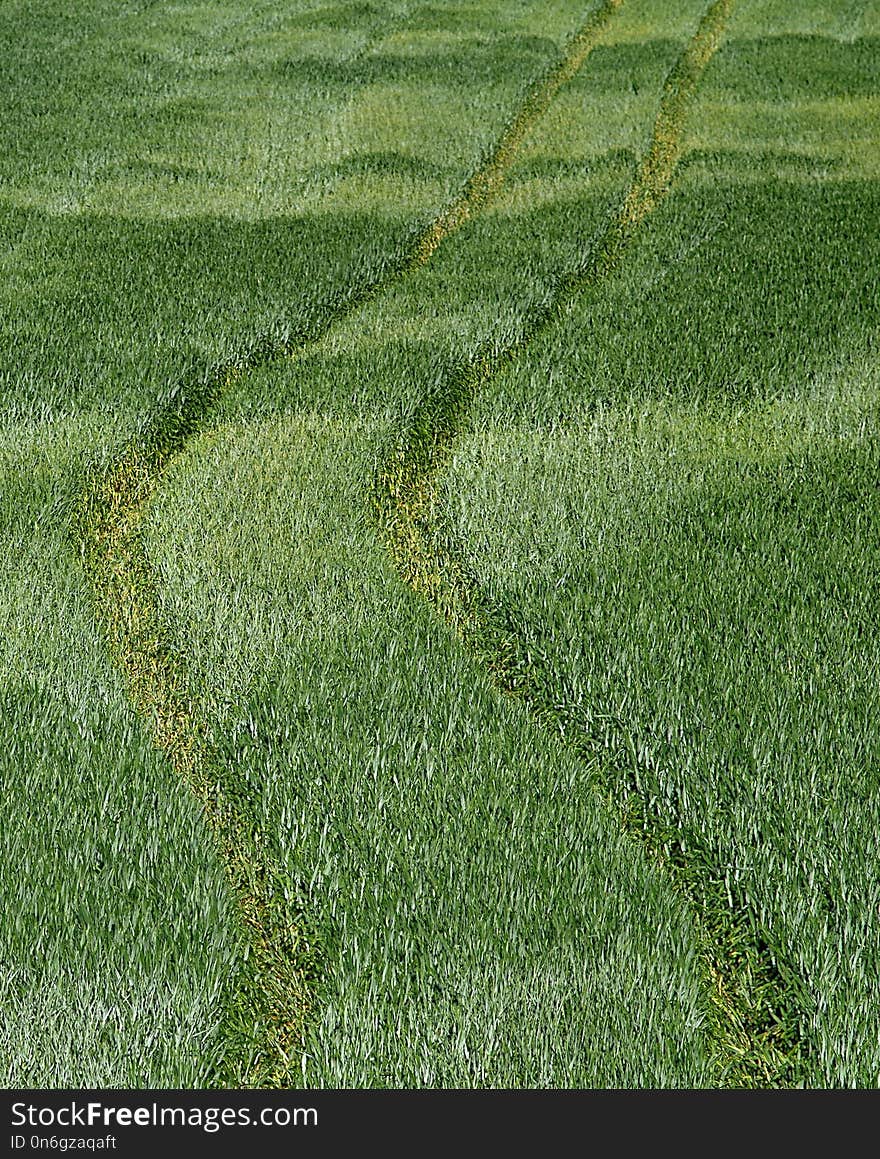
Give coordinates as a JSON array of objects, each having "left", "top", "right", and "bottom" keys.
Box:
[
  {"left": 412, "top": 0, "right": 623, "bottom": 267},
  {"left": 75, "top": 2, "right": 622, "bottom": 1088},
  {"left": 374, "top": 0, "right": 808, "bottom": 1088}
]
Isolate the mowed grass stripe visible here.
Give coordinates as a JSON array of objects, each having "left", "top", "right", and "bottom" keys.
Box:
[
  {"left": 77, "top": 2, "right": 624, "bottom": 1087},
  {"left": 371, "top": 0, "right": 801, "bottom": 1087}
]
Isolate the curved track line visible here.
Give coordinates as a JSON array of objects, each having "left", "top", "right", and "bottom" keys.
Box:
[
  {"left": 374, "top": 0, "right": 807, "bottom": 1087},
  {"left": 412, "top": 0, "right": 622, "bottom": 267},
  {"left": 75, "top": 3, "right": 622, "bottom": 1088}
]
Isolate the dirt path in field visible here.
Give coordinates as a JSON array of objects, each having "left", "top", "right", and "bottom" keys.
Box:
[
  {"left": 375, "top": 0, "right": 807, "bottom": 1088},
  {"left": 76, "top": 2, "right": 622, "bottom": 1088}
]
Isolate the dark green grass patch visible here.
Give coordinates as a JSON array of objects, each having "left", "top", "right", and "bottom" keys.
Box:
[
  {"left": 709, "top": 35, "right": 880, "bottom": 101},
  {"left": 0, "top": 209, "right": 411, "bottom": 420},
  {"left": 465, "top": 179, "right": 879, "bottom": 426}
]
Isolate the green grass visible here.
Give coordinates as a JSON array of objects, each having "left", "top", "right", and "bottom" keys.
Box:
[
  {"left": 146, "top": 411, "right": 711, "bottom": 1086},
  {"left": 141, "top": 0, "right": 732, "bottom": 1085},
  {"left": 0, "top": 416, "right": 236, "bottom": 1086},
  {"left": 435, "top": 6, "right": 880, "bottom": 1086},
  {"left": 1, "top": 0, "right": 628, "bottom": 1085},
  {"left": 2, "top": 0, "right": 878, "bottom": 1087}
]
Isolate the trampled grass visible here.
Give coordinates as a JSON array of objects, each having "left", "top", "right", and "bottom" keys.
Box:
[{"left": 2, "top": 0, "right": 878, "bottom": 1087}]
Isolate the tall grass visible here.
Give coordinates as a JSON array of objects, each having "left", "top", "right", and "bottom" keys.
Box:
[
  {"left": 439, "top": 8, "right": 880, "bottom": 1086},
  {"left": 2, "top": 0, "right": 876, "bottom": 1088},
  {"left": 2, "top": 0, "right": 614, "bottom": 1084},
  {"left": 144, "top": 0, "right": 723, "bottom": 1085}
]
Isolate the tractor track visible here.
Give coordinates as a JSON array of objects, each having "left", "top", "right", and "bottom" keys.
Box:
[
  {"left": 75, "top": 2, "right": 621, "bottom": 1088},
  {"left": 373, "top": 0, "right": 809, "bottom": 1087}
]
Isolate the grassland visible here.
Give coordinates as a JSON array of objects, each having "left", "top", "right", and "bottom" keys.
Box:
[
  {"left": 436, "top": 4, "right": 880, "bottom": 1084},
  {"left": 2, "top": 0, "right": 878, "bottom": 1088},
  {"left": 3, "top": 0, "right": 615, "bottom": 1086}
]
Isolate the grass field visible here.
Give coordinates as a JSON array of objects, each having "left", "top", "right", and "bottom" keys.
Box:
[{"left": 1, "top": 0, "right": 878, "bottom": 1087}]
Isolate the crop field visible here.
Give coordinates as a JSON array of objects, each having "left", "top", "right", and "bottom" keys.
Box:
[{"left": 1, "top": 0, "right": 878, "bottom": 1089}]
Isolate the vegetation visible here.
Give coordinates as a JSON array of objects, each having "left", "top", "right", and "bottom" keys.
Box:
[{"left": 1, "top": 0, "right": 877, "bottom": 1087}]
